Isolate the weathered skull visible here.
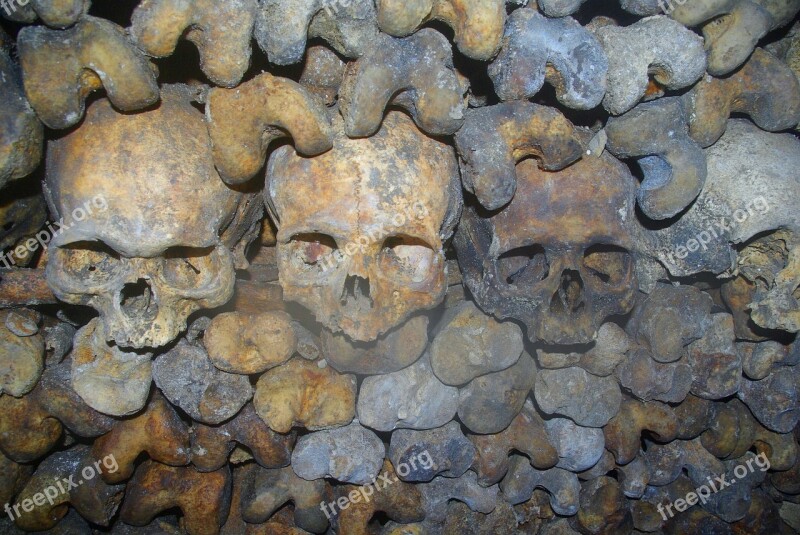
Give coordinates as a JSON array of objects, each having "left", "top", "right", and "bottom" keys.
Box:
[
  {"left": 455, "top": 153, "right": 639, "bottom": 345},
  {"left": 266, "top": 111, "right": 462, "bottom": 341},
  {"left": 44, "top": 87, "right": 241, "bottom": 349}
]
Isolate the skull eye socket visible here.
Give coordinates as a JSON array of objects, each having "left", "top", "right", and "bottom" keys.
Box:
[
  {"left": 55, "top": 241, "right": 122, "bottom": 284},
  {"left": 287, "top": 233, "right": 338, "bottom": 271},
  {"left": 162, "top": 246, "right": 219, "bottom": 287},
  {"left": 380, "top": 235, "right": 436, "bottom": 284},
  {"left": 498, "top": 245, "right": 549, "bottom": 285},
  {"left": 583, "top": 244, "right": 632, "bottom": 285}
]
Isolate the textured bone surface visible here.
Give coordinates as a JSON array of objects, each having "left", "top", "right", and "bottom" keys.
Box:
[
  {"left": 429, "top": 300, "right": 523, "bottom": 386},
  {"left": 339, "top": 29, "right": 466, "bottom": 138},
  {"left": 153, "top": 339, "right": 252, "bottom": 425},
  {"left": 321, "top": 314, "right": 428, "bottom": 374},
  {"left": 455, "top": 152, "right": 640, "bottom": 345},
  {"left": 489, "top": 8, "right": 607, "bottom": 110},
  {"left": 375, "top": 0, "right": 509, "bottom": 60},
  {"left": 207, "top": 72, "right": 333, "bottom": 185},
  {"left": 0, "top": 308, "right": 43, "bottom": 396},
  {"left": 1, "top": 0, "right": 88, "bottom": 27},
  {"left": 604, "top": 397, "right": 679, "bottom": 465},
  {"left": 291, "top": 420, "right": 385, "bottom": 484},
  {"left": 267, "top": 111, "right": 461, "bottom": 342},
  {"left": 593, "top": 16, "right": 706, "bottom": 115},
  {"left": 45, "top": 88, "right": 239, "bottom": 349},
  {"left": 388, "top": 421, "right": 475, "bottom": 481},
  {"left": 687, "top": 313, "right": 742, "bottom": 399},
  {"left": 255, "top": 0, "right": 379, "bottom": 65},
  {"left": 458, "top": 351, "right": 537, "bottom": 434},
  {"left": 534, "top": 366, "right": 622, "bottom": 427},
  {"left": 358, "top": 353, "right": 458, "bottom": 431},
  {"left": 17, "top": 16, "right": 159, "bottom": 129},
  {"left": 130, "top": 0, "right": 257, "bottom": 87},
  {"left": 500, "top": 455, "right": 580, "bottom": 516},
  {"left": 0, "top": 389, "right": 61, "bottom": 463},
  {"left": 254, "top": 357, "right": 356, "bottom": 432},
  {"left": 544, "top": 417, "right": 606, "bottom": 472},
  {"left": 203, "top": 311, "right": 296, "bottom": 374}
]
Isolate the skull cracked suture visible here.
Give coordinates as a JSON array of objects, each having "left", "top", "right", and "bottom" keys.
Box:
[
  {"left": 1, "top": 2, "right": 799, "bottom": 533},
  {"left": 266, "top": 110, "right": 462, "bottom": 342}
]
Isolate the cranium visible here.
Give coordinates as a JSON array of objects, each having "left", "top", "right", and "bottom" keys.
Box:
[
  {"left": 266, "top": 111, "right": 461, "bottom": 342},
  {"left": 44, "top": 86, "right": 241, "bottom": 349},
  {"left": 455, "top": 153, "right": 640, "bottom": 344}
]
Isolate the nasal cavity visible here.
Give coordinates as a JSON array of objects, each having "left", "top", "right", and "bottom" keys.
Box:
[
  {"left": 550, "top": 269, "right": 584, "bottom": 314},
  {"left": 120, "top": 279, "right": 158, "bottom": 320},
  {"left": 340, "top": 274, "right": 373, "bottom": 310}
]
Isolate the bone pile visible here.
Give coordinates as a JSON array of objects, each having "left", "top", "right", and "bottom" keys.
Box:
[{"left": 1, "top": 0, "right": 799, "bottom": 533}]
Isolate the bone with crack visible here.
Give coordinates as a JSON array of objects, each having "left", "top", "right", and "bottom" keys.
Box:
[
  {"left": 300, "top": 45, "right": 346, "bottom": 107},
  {"left": 45, "top": 88, "right": 241, "bottom": 350},
  {"left": 572, "top": 476, "right": 633, "bottom": 533},
  {"left": 130, "top": 0, "right": 257, "bottom": 87},
  {"left": 13, "top": 445, "right": 125, "bottom": 531},
  {"left": 91, "top": 392, "right": 189, "bottom": 484},
  {"left": 240, "top": 464, "right": 332, "bottom": 534},
  {"left": 17, "top": 16, "right": 158, "bottom": 130},
  {"left": 255, "top": 0, "right": 378, "bottom": 65},
  {"left": 458, "top": 350, "right": 537, "bottom": 434},
  {"left": 207, "top": 73, "right": 333, "bottom": 185},
  {"left": 739, "top": 339, "right": 799, "bottom": 380},
  {"left": 500, "top": 455, "right": 580, "bottom": 516},
  {"left": 31, "top": 356, "right": 115, "bottom": 438},
  {"left": 291, "top": 420, "right": 385, "bottom": 485},
  {"left": 642, "top": 437, "right": 725, "bottom": 487},
  {"left": 687, "top": 313, "right": 742, "bottom": 400},
  {"left": 203, "top": 311, "right": 296, "bottom": 375},
  {"left": 388, "top": 421, "right": 475, "bottom": 482},
  {"left": 468, "top": 399, "right": 559, "bottom": 487},
  {"left": 70, "top": 319, "right": 153, "bottom": 417},
  {"left": 454, "top": 101, "right": 584, "bottom": 211},
  {"left": 544, "top": 417, "right": 606, "bottom": 473},
  {"left": 0, "top": 389, "right": 60, "bottom": 462},
  {"left": 604, "top": 397, "right": 679, "bottom": 465},
  {"left": 737, "top": 363, "right": 799, "bottom": 434},
  {"left": 1, "top": 0, "right": 88, "bottom": 27},
  {"left": 0, "top": 308, "right": 44, "bottom": 397},
  {"left": 375, "top": 0, "right": 515, "bottom": 61},
  {"left": 605, "top": 97, "right": 707, "bottom": 220},
  {"left": 592, "top": 16, "right": 706, "bottom": 115},
  {"left": 335, "top": 460, "right": 426, "bottom": 535},
  {"left": 191, "top": 403, "right": 295, "bottom": 472},
  {"left": 613, "top": 348, "right": 693, "bottom": 403},
  {"left": 429, "top": 300, "right": 523, "bottom": 386},
  {"left": 0, "top": 39, "right": 43, "bottom": 190},
  {"left": 254, "top": 357, "right": 356, "bottom": 433},
  {"left": 627, "top": 283, "right": 714, "bottom": 364},
  {"left": 488, "top": 8, "right": 607, "bottom": 110},
  {"left": 419, "top": 470, "right": 499, "bottom": 523},
  {"left": 618, "top": 455, "right": 650, "bottom": 498},
  {"left": 120, "top": 460, "right": 231, "bottom": 535},
  {"left": 644, "top": 120, "right": 800, "bottom": 280},
  {"left": 534, "top": 366, "right": 621, "bottom": 428},
  {"left": 321, "top": 315, "right": 428, "bottom": 375},
  {"left": 684, "top": 48, "right": 800, "bottom": 148},
  {"left": 269, "top": 118, "right": 461, "bottom": 342},
  {"left": 455, "top": 152, "right": 641, "bottom": 345},
  {"left": 338, "top": 29, "right": 466, "bottom": 138}
]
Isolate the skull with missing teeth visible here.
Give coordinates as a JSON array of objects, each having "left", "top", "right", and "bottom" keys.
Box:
[
  {"left": 266, "top": 111, "right": 462, "bottom": 342},
  {"left": 44, "top": 88, "right": 240, "bottom": 349},
  {"left": 455, "top": 153, "right": 640, "bottom": 345}
]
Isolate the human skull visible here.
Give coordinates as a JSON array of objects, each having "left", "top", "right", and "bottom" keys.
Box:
[
  {"left": 266, "top": 111, "right": 462, "bottom": 342},
  {"left": 44, "top": 87, "right": 240, "bottom": 349},
  {"left": 455, "top": 153, "right": 639, "bottom": 345}
]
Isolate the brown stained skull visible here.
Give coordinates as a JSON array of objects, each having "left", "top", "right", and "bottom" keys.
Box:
[
  {"left": 455, "top": 153, "right": 640, "bottom": 345},
  {"left": 44, "top": 87, "right": 241, "bottom": 349},
  {"left": 266, "top": 111, "right": 462, "bottom": 342}
]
